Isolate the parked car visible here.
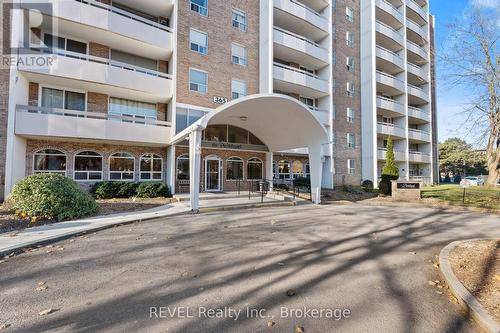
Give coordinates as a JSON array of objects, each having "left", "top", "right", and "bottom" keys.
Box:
[{"left": 463, "top": 176, "right": 485, "bottom": 186}]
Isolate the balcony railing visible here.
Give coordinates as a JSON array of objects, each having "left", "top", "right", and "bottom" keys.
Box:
[
  {"left": 17, "top": 105, "right": 172, "bottom": 127},
  {"left": 408, "top": 128, "right": 429, "bottom": 135},
  {"left": 307, "top": 105, "right": 329, "bottom": 113},
  {"left": 407, "top": 18, "right": 427, "bottom": 39},
  {"left": 76, "top": 0, "right": 173, "bottom": 33},
  {"left": 376, "top": 96, "right": 405, "bottom": 114},
  {"left": 274, "top": 26, "right": 323, "bottom": 49},
  {"left": 274, "top": 62, "right": 322, "bottom": 80},
  {"left": 289, "top": 0, "right": 324, "bottom": 18},
  {"left": 376, "top": 0, "right": 403, "bottom": 22},
  {"left": 376, "top": 20, "right": 403, "bottom": 35},
  {"left": 407, "top": 0, "right": 427, "bottom": 20},
  {"left": 31, "top": 48, "right": 173, "bottom": 80}
]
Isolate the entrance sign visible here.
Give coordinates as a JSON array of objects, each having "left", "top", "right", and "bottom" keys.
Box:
[
  {"left": 213, "top": 96, "right": 228, "bottom": 104},
  {"left": 392, "top": 181, "right": 421, "bottom": 201}
]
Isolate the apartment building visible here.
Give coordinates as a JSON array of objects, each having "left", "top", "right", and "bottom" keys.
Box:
[
  {"left": 360, "top": 0, "right": 438, "bottom": 185},
  {"left": 0, "top": 0, "right": 436, "bottom": 205}
]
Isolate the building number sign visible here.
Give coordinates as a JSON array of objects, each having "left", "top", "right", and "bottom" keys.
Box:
[{"left": 213, "top": 96, "right": 228, "bottom": 104}]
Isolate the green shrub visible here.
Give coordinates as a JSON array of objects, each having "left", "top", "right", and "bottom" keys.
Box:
[
  {"left": 362, "top": 179, "right": 374, "bottom": 190},
  {"left": 11, "top": 174, "right": 99, "bottom": 221},
  {"left": 379, "top": 136, "right": 399, "bottom": 195},
  {"left": 92, "top": 181, "right": 121, "bottom": 199},
  {"left": 136, "top": 182, "right": 170, "bottom": 198}
]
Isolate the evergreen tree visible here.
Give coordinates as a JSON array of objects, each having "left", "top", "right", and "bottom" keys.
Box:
[{"left": 382, "top": 136, "right": 399, "bottom": 177}]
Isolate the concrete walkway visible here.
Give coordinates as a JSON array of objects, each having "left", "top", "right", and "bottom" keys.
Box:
[{"left": 0, "top": 194, "right": 293, "bottom": 256}]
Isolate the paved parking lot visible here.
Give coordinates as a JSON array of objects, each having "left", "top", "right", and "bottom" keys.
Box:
[{"left": 1, "top": 203, "right": 498, "bottom": 332}]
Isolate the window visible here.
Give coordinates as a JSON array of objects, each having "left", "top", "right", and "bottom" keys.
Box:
[
  {"left": 348, "top": 159, "right": 356, "bottom": 175},
  {"left": 176, "top": 107, "right": 207, "bottom": 133},
  {"left": 176, "top": 154, "right": 190, "bottom": 181},
  {"left": 190, "top": 29, "right": 207, "bottom": 55},
  {"left": 231, "top": 80, "right": 246, "bottom": 99},
  {"left": 300, "top": 97, "right": 315, "bottom": 109},
  {"left": 191, "top": 0, "right": 208, "bottom": 16},
  {"left": 346, "top": 57, "right": 355, "bottom": 72},
  {"left": 347, "top": 133, "right": 356, "bottom": 148},
  {"left": 291, "top": 160, "right": 304, "bottom": 179},
  {"left": 204, "top": 124, "right": 227, "bottom": 142},
  {"left": 346, "top": 82, "right": 355, "bottom": 97},
  {"left": 109, "top": 153, "right": 135, "bottom": 181},
  {"left": 189, "top": 68, "right": 208, "bottom": 93},
  {"left": 41, "top": 87, "right": 85, "bottom": 111},
  {"left": 332, "top": 50, "right": 337, "bottom": 66},
  {"left": 109, "top": 98, "right": 157, "bottom": 123},
  {"left": 33, "top": 149, "right": 66, "bottom": 175},
  {"left": 278, "top": 160, "right": 290, "bottom": 179},
  {"left": 247, "top": 158, "right": 263, "bottom": 180},
  {"left": 347, "top": 108, "right": 355, "bottom": 123},
  {"left": 74, "top": 151, "right": 103, "bottom": 181},
  {"left": 43, "top": 33, "right": 87, "bottom": 55},
  {"left": 231, "top": 44, "right": 247, "bottom": 66},
  {"left": 346, "top": 7, "right": 354, "bottom": 22},
  {"left": 346, "top": 31, "right": 354, "bottom": 47},
  {"left": 226, "top": 157, "right": 243, "bottom": 180},
  {"left": 141, "top": 154, "right": 163, "bottom": 180},
  {"left": 111, "top": 50, "right": 157, "bottom": 71},
  {"left": 232, "top": 9, "right": 247, "bottom": 32}
]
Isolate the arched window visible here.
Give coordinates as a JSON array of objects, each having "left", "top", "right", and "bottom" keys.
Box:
[
  {"left": 291, "top": 160, "right": 304, "bottom": 179},
  {"left": 109, "top": 153, "right": 135, "bottom": 181},
  {"left": 226, "top": 157, "right": 243, "bottom": 180},
  {"left": 278, "top": 160, "right": 290, "bottom": 179},
  {"left": 74, "top": 151, "right": 102, "bottom": 181},
  {"left": 140, "top": 154, "right": 163, "bottom": 180},
  {"left": 176, "top": 154, "right": 190, "bottom": 181},
  {"left": 247, "top": 158, "right": 263, "bottom": 180},
  {"left": 33, "top": 149, "right": 67, "bottom": 175}
]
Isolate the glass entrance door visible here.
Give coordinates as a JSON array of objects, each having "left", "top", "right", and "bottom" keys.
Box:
[{"left": 205, "top": 157, "right": 221, "bottom": 191}]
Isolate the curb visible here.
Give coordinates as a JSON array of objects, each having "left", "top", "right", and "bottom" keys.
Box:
[
  {"left": 439, "top": 239, "right": 500, "bottom": 333},
  {"left": 0, "top": 200, "right": 299, "bottom": 257}
]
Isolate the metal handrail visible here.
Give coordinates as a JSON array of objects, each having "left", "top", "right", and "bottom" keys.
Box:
[
  {"left": 376, "top": 45, "right": 402, "bottom": 59},
  {"left": 30, "top": 48, "right": 172, "bottom": 80},
  {"left": 16, "top": 105, "right": 172, "bottom": 127},
  {"left": 407, "top": 83, "right": 425, "bottom": 91},
  {"left": 273, "top": 26, "right": 325, "bottom": 49},
  {"left": 408, "top": 105, "right": 428, "bottom": 113},
  {"left": 376, "top": 20, "right": 402, "bottom": 35},
  {"left": 377, "top": 121, "right": 401, "bottom": 128},
  {"left": 407, "top": 39, "right": 427, "bottom": 53},
  {"left": 377, "top": 96, "right": 403, "bottom": 105},
  {"left": 409, "top": 150, "right": 430, "bottom": 155},
  {"left": 406, "top": 18, "right": 427, "bottom": 37},
  {"left": 408, "top": 128, "right": 430, "bottom": 135},
  {"left": 273, "top": 62, "right": 324, "bottom": 80},
  {"left": 76, "top": 0, "right": 173, "bottom": 33},
  {"left": 376, "top": 70, "right": 405, "bottom": 84}
]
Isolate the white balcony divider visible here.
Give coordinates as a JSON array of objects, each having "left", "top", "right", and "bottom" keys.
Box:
[
  {"left": 274, "top": 26, "right": 323, "bottom": 49},
  {"left": 77, "top": 0, "right": 173, "bottom": 32},
  {"left": 17, "top": 105, "right": 172, "bottom": 127},
  {"left": 31, "top": 48, "right": 173, "bottom": 80},
  {"left": 274, "top": 62, "right": 323, "bottom": 80}
]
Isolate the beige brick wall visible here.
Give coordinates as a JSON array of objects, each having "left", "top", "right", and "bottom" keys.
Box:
[
  {"left": 332, "top": 0, "right": 362, "bottom": 187},
  {"left": 174, "top": 146, "right": 267, "bottom": 193},
  {"left": 26, "top": 140, "right": 167, "bottom": 183},
  {"left": 176, "top": 0, "right": 260, "bottom": 108},
  {"left": 89, "top": 42, "right": 109, "bottom": 58},
  {"left": 87, "top": 92, "right": 108, "bottom": 113}
]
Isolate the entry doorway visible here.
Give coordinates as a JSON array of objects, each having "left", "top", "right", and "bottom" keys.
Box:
[{"left": 204, "top": 156, "right": 222, "bottom": 192}]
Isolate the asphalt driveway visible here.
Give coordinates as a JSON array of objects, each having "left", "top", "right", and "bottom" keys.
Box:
[{"left": 0, "top": 203, "right": 498, "bottom": 333}]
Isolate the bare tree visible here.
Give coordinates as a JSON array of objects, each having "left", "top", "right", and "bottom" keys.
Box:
[{"left": 441, "top": 5, "right": 499, "bottom": 186}]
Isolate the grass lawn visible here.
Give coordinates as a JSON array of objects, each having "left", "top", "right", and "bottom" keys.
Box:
[{"left": 422, "top": 184, "right": 500, "bottom": 210}]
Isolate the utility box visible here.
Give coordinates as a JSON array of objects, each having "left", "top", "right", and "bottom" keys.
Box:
[{"left": 391, "top": 181, "right": 422, "bottom": 201}]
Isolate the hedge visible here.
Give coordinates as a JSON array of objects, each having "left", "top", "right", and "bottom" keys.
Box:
[{"left": 91, "top": 181, "right": 171, "bottom": 199}]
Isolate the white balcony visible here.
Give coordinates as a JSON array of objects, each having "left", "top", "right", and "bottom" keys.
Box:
[
  {"left": 408, "top": 128, "right": 431, "bottom": 142},
  {"left": 406, "top": 0, "right": 428, "bottom": 24},
  {"left": 376, "top": 46, "right": 404, "bottom": 71},
  {"left": 377, "top": 122, "right": 406, "bottom": 138},
  {"left": 273, "top": 27, "right": 329, "bottom": 69},
  {"left": 376, "top": 20, "right": 404, "bottom": 51},
  {"left": 407, "top": 62, "right": 429, "bottom": 82},
  {"left": 376, "top": 70, "right": 406, "bottom": 94},
  {"left": 407, "top": 84, "right": 429, "bottom": 104},
  {"left": 407, "top": 40, "right": 428, "bottom": 64},
  {"left": 19, "top": 50, "right": 173, "bottom": 103},
  {"left": 299, "top": 0, "right": 329, "bottom": 12},
  {"left": 273, "top": 0, "right": 329, "bottom": 41},
  {"left": 376, "top": 0, "right": 403, "bottom": 26},
  {"left": 377, "top": 96, "right": 405, "bottom": 116},
  {"left": 273, "top": 63, "right": 329, "bottom": 98},
  {"left": 406, "top": 18, "right": 428, "bottom": 44},
  {"left": 23, "top": 0, "right": 174, "bottom": 59},
  {"left": 377, "top": 148, "right": 406, "bottom": 161},
  {"left": 408, "top": 106, "right": 431, "bottom": 122},
  {"left": 409, "top": 151, "right": 432, "bottom": 163},
  {"left": 15, "top": 105, "right": 172, "bottom": 146}
]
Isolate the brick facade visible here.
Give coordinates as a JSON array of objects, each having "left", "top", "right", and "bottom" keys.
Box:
[
  {"left": 176, "top": 0, "right": 260, "bottom": 108},
  {"left": 332, "top": 0, "right": 362, "bottom": 187},
  {"left": 89, "top": 42, "right": 110, "bottom": 58},
  {"left": 174, "top": 146, "right": 267, "bottom": 193},
  {"left": 87, "top": 92, "right": 108, "bottom": 113},
  {"left": 26, "top": 140, "right": 167, "bottom": 184},
  {"left": 28, "top": 82, "right": 39, "bottom": 106}
]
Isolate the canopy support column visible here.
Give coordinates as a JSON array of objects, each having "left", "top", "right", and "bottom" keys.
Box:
[
  {"left": 266, "top": 151, "right": 273, "bottom": 191},
  {"left": 308, "top": 143, "right": 323, "bottom": 204},
  {"left": 189, "top": 127, "right": 202, "bottom": 211}
]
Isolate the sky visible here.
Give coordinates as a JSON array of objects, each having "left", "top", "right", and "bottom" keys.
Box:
[{"left": 429, "top": 0, "right": 496, "bottom": 146}]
